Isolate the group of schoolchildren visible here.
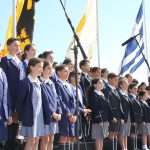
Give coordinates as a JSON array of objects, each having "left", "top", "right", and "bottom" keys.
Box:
[{"left": 0, "top": 37, "right": 150, "bottom": 150}]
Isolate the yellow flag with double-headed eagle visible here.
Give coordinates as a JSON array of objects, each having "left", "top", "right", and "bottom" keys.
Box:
[{"left": 1, "top": 0, "right": 39, "bottom": 57}]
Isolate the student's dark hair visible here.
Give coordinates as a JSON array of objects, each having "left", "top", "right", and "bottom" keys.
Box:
[
  {"left": 107, "top": 73, "right": 118, "bottom": 80},
  {"left": 128, "top": 83, "right": 137, "bottom": 91},
  {"left": 101, "top": 68, "right": 108, "bottom": 74},
  {"left": 55, "top": 64, "right": 67, "bottom": 76},
  {"left": 146, "top": 86, "right": 150, "bottom": 91},
  {"left": 38, "top": 54, "right": 43, "bottom": 58},
  {"left": 92, "top": 67, "right": 101, "bottom": 73},
  {"left": 87, "top": 78, "right": 100, "bottom": 104},
  {"left": 132, "top": 78, "right": 139, "bottom": 85},
  {"left": 43, "top": 60, "right": 51, "bottom": 70},
  {"left": 27, "top": 58, "right": 42, "bottom": 75},
  {"left": 140, "top": 82, "right": 146, "bottom": 86},
  {"left": 138, "top": 90, "right": 146, "bottom": 98},
  {"left": 125, "top": 73, "right": 132, "bottom": 78},
  {"left": 22, "top": 43, "right": 36, "bottom": 61},
  {"left": 79, "top": 59, "right": 90, "bottom": 69},
  {"left": 52, "top": 61, "right": 58, "bottom": 68},
  {"left": 42, "top": 51, "right": 54, "bottom": 59},
  {"left": 63, "top": 58, "right": 72, "bottom": 65},
  {"left": 7, "top": 37, "right": 20, "bottom": 45},
  {"left": 68, "top": 71, "right": 81, "bottom": 82}
]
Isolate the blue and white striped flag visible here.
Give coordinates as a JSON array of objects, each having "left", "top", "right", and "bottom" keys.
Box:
[{"left": 119, "top": 3, "right": 144, "bottom": 76}]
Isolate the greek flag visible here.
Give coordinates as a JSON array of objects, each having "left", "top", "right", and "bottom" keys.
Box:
[{"left": 119, "top": 3, "right": 144, "bottom": 76}]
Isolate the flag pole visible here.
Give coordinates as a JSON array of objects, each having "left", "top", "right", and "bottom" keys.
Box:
[
  {"left": 142, "top": 0, "right": 149, "bottom": 79},
  {"left": 13, "top": 0, "right": 16, "bottom": 37},
  {"left": 96, "top": 0, "right": 100, "bottom": 67}
]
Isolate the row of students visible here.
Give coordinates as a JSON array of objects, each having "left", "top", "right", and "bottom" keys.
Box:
[{"left": 1, "top": 37, "right": 150, "bottom": 150}]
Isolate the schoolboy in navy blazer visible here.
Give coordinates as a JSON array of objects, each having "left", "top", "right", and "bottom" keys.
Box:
[
  {"left": 102, "top": 73, "right": 124, "bottom": 122},
  {"left": 79, "top": 59, "right": 91, "bottom": 97},
  {"left": 54, "top": 64, "right": 77, "bottom": 145},
  {"left": 0, "top": 38, "right": 25, "bottom": 147},
  {"left": 55, "top": 79, "right": 77, "bottom": 118},
  {"left": 0, "top": 38, "right": 25, "bottom": 113}
]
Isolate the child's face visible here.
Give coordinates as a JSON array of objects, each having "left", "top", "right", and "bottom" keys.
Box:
[
  {"left": 31, "top": 62, "right": 43, "bottom": 77},
  {"left": 8, "top": 40, "right": 20, "bottom": 55},
  {"left": 94, "top": 80, "right": 103, "bottom": 91},
  {"left": 46, "top": 53, "right": 54, "bottom": 64},
  {"left": 129, "top": 86, "right": 138, "bottom": 95},
  {"left": 141, "top": 93, "right": 148, "bottom": 101},
  {"left": 43, "top": 65, "right": 52, "bottom": 77},
  {"left": 120, "top": 80, "right": 128, "bottom": 91},
  {"left": 109, "top": 77, "right": 118, "bottom": 87},
  {"left": 82, "top": 62, "right": 90, "bottom": 72},
  {"left": 26, "top": 45, "right": 37, "bottom": 59},
  {"left": 58, "top": 67, "right": 69, "bottom": 81},
  {"left": 67, "top": 62, "right": 74, "bottom": 72}
]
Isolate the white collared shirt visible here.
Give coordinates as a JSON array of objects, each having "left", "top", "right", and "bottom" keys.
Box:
[
  {"left": 102, "top": 77, "right": 108, "bottom": 83},
  {"left": 130, "top": 93, "right": 136, "bottom": 99},
  {"left": 24, "top": 59, "right": 29, "bottom": 66},
  {"left": 108, "top": 84, "right": 116, "bottom": 90},
  {"left": 119, "top": 89, "right": 128, "bottom": 96},
  {"left": 7, "top": 54, "right": 20, "bottom": 65},
  {"left": 58, "top": 78, "right": 72, "bottom": 93},
  {"left": 7, "top": 54, "right": 25, "bottom": 80},
  {"left": 82, "top": 72, "right": 90, "bottom": 82},
  {"left": 40, "top": 76, "right": 53, "bottom": 85},
  {"left": 0, "top": 68, "right": 2, "bottom": 78},
  {"left": 94, "top": 89, "right": 104, "bottom": 96},
  {"left": 28, "top": 74, "right": 40, "bottom": 86},
  {"left": 70, "top": 83, "right": 83, "bottom": 105}
]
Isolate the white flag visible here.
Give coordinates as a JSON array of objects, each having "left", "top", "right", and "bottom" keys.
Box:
[{"left": 66, "top": 0, "right": 98, "bottom": 64}]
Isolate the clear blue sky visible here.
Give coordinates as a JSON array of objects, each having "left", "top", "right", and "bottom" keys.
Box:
[{"left": 0, "top": 0, "right": 150, "bottom": 82}]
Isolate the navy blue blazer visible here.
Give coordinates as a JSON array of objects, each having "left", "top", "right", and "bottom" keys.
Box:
[
  {"left": 16, "top": 77, "right": 51, "bottom": 126},
  {"left": 0, "top": 69, "right": 12, "bottom": 120},
  {"left": 22, "top": 61, "right": 28, "bottom": 76},
  {"left": 79, "top": 73, "right": 91, "bottom": 97},
  {"left": 88, "top": 92, "right": 113, "bottom": 123},
  {"left": 128, "top": 94, "right": 143, "bottom": 123},
  {"left": 118, "top": 91, "right": 131, "bottom": 123},
  {"left": 140, "top": 101, "right": 150, "bottom": 123},
  {"left": 147, "top": 98, "right": 150, "bottom": 107},
  {"left": 102, "top": 86, "right": 124, "bottom": 120},
  {"left": 41, "top": 81, "right": 62, "bottom": 123},
  {"left": 55, "top": 80, "right": 77, "bottom": 116},
  {"left": 0, "top": 57, "right": 20, "bottom": 112}
]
